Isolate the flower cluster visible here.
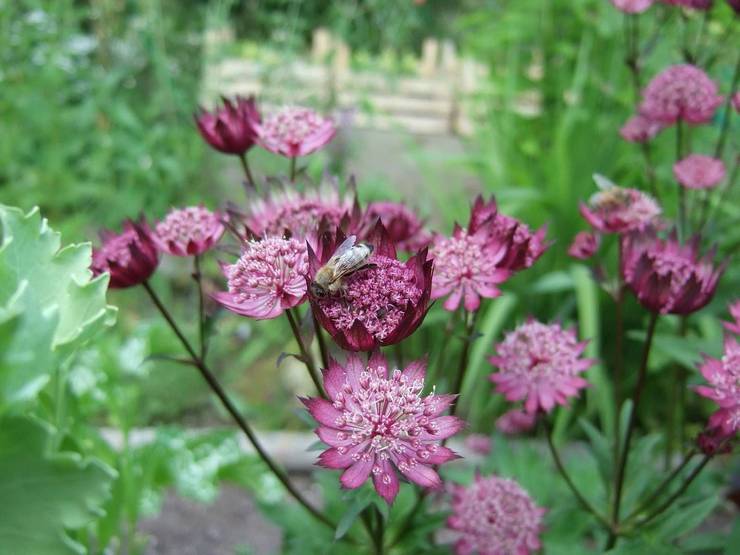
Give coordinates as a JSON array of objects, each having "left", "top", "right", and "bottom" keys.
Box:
[
  {"left": 696, "top": 336, "right": 740, "bottom": 438},
  {"left": 256, "top": 106, "right": 336, "bottom": 159},
  {"left": 91, "top": 218, "right": 159, "bottom": 289},
  {"left": 568, "top": 231, "right": 600, "bottom": 260},
  {"left": 154, "top": 206, "right": 224, "bottom": 257},
  {"left": 673, "top": 154, "right": 726, "bottom": 190},
  {"left": 496, "top": 409, "right": 537, "bottom": 435},
  {"left": 611, "top": 0, "right": 655, "bottom": 13},
  {"left": 580, "top": 179, "right": 661, "bottom": 234},
  {"left": 304, "top": 352, "right": 463, "bottom": 504},
  {"left": 619, "top": 114, "right": 665, "bottom": 143},
  {"left": 447, "top": 474, "right": 546, "bottom": 555},
  {"left": 361, "top": 201, "right": 431, "bottom": 252},
  {"left": 195, "top": 95, "right": 260, "bottom": 156},
  {"left": 489, "top": 319, "right": 594, "bottom": 414},
  {"left": 723, "top": 301, "right": 740, "bottom": 336}
]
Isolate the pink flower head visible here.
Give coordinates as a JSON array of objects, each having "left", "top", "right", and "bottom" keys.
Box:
[
  {"left": 568, "top": 231, "right": 600, "bottom": 260},
  {"left": 661, "top": 0, "right": 713, "bottom": 8},
  {"left": 621, "top": 231, "right": 724, "bottom": 315},
  {"left": 91, "top": 217, "right": 159, "bottom": 289},
  {"left": 256, "top": 106, "right": 336, "bottom": 158},
  {"left": 242, "top": 184, "right": 354, "bottom": 240},
  {"left": 304, "top": 352, "right": 464, "bottom": 504},
  {"left": 308, "top": 223, "right": 433, "bottom": 351},
  {"left": 214, "top": 236, "right": 308, "bottom": 320},
  {"left": 697, "top": 426, "right": 733, "bottom": 456},
  {"left": 496, "top": 409, "right": 538, "bottom": 435},
  {"left": 489, "top": 319, "right": 594, "bottom": 414},
  {"left": 723, "top": 301, "right": 740, "bottom": 335},
  {"left": 469, "top": 196, "right": 549, "bottom": 272},
  {"left": 619, "top": 113, "right": 665, "bottom": 142},
  {"left": 611, "top": 0, "right": 655, "bottom": 13},
  {"left": 447, "top": 474, "right": 546, "bottom": 555},
  {"left": 154, "top": 206, "right": 224, "bottom": 257},
  {"left": 640, "top": 64, "right": 723, "bottom": 125},
  {"left": 195, "top": 95, "right": 260, "bottom": 156},
  {"left": 673, "top": 154, "right": 726, "bottom": 189},
  {"left": 695, "top": 336, "right": 740, "bottom": 437},
  {"left": 430, "top": 205, "right": 512, "bottom": 312},
  {"left": 464, "top": 434, "right": 492, "bottom": 456},
  {"left": 360, "top": 201, "right": 431, "bottom": 252},
  {"left": 580, "top": 176, "right": 662, "bottom": 234}
]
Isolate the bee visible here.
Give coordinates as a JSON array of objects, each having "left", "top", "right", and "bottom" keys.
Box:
[
  {"left": 310, "top": 235, "right": 374, "bottom": 298},
  {"left": 591, "top": 174, "right": 632, "bottom": 210}
]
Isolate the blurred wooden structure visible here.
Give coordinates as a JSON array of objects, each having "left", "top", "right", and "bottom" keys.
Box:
[{"left": 202, "top": 28, "right": 490, "bottom": 136}]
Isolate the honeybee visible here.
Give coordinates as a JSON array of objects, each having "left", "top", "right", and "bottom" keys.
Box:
[
  {"left": 591, "top": 174, "right": 631, "bottom": 209},
  {"left": 310, "top": 235, "right": 374, "bottom": 298}
]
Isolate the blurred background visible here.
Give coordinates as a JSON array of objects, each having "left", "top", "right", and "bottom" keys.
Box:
[{"left": 1, "top": 1, "right": 738, "bottom": 553}]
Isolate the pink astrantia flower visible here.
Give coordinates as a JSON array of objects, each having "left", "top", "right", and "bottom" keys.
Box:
[
  {"left": 465, "top": 434, "right": 492, "bottom": 456},
  {"left": 214, "top": 236, "right": 308, "bottom": 319},
  {"left": 695, "top": 335, "right": 740, "bottom": 437},
  {"left": 611, "top": 0, "right": 655, "bottom": 13},
  {"left": 489, "top": 319, "right": 594, "bottom": 414},
  {"left": 621, "top": 231, "right": 724, "bottom": 315},
  {"left": 640, "top": 64, "right": 723, "bottom": 125},
  {"left": 619, "top": 113, "right": 665, "bottom": 142},
  {"left": 195, "top": 95, "right": 260, "bottom": 156},
  {"left": 430, "top": 200, "right": 512, "bottom": 312},
  {"left": 447, "top": 474, "right": 546, "bottom": 555},
  {"left": 568, "top": 231, "right": 600, "bottom": 260},
  {"left": 580, "top": 177, "right": 662, "bottom": 233},
  {"left": 496, "top": 409, "right": 538, "bottom": 435},
  {"left": 360, "top": 201, "right": 431, "bottom": 252},
  {"left": 91, "top": 217, "right": 159, "bottom": 289},
  {"left": 673, "top": 154, "right": 726, "bottom": 189},
  {"left": 154, "top": 206, "right": 225, "bottom": 257},
  {"left": 308, "top": 224, "right": 433, "bottom": 351},
  {"left": 723, "top": 301, "right": 740, "bottom": 335},
  {"left": 304, "top": 352, "right": 464, "bottom": 504},
  {"left": 256, "top": 106, "right": 336, "bottom": 158}
]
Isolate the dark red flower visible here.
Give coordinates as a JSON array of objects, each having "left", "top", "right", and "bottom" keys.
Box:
[
  {"left": 195, "top": 95, "right": 260, "bottom": 156},
  {"left": 91, "top": 218, "right": 159, "bottom": 289},
  {"left": 568, "top": 231, "right": 600, "bottom": 260},
  {"left": 621, "top": 231, "right": 724, "bottom": 315},
  {"left": 307, "top": 222, "right": 433, "bottom": 351},
  {"left": 360, "top": 201, "right": 431, "bottom": 252}
]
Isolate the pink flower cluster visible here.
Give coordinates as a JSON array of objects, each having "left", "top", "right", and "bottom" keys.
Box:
[
  {"left": 580, "top": 179, "right": 661, "bottom": 234},
  {"left": 610, "top": 0, "right": 655, "bottom": 13},
  {"left": 696, "top": 336, "right": 740, "bottom": 438},
  {"left": 619, "top": 114, "right": 665, "bottom": 143},
  {"left": 92, "top": 218, "right": 159, "bottom": 289},
  {"left": 305, "top": 352, "right": 463, "bottom": 504},
  {"left": 673, "top": 154, "right": 726, "bottom": 190},
  {"left": 724, "top": 301, "right": 740, "bottom": 336},
  {"left": 154, "top": 206, "right": 224, "bottom": 257},
  {"left": 256, "top": 106, "right": 337, "bottom": 158}
]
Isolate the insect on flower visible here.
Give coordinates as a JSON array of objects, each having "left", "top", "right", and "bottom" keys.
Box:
[{"left": 309, "top": 235, "right": 374, "bottom": 298}]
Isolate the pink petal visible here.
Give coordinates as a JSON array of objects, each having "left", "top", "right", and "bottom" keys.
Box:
[
  {"left": 372, "top": 459, "right": 399, "bottom": 504},
  {"left": 398, "top": 462, "right": 441, "bottom": 489},
  {"left": 340, "top": 456, "right": 374, "bottom": 489},
  {"left": 302, "top": 397, "right": 343, "bottom": 427}
]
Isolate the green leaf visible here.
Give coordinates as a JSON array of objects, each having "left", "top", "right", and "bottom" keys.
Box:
[
  {"left": 0, "top": 416, "right": 116, "bottom": 555},
  {"left": 334, "top": 487, "right": 373, "bottom": 540},
  {"left": 645, "top": 494, "right": 720, "bottom": 543},
  {"left": 0, "top": 205, "right": 116, "bottom": 411}
]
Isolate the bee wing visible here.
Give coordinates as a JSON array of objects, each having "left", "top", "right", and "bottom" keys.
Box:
[
  {"left": 593, "top": 173, "right": 617, "bottom": 191},
  {"left": 331, "top": 235, "right": 357, "bottom": 258},
  {"left": 329, "top": 249, "right": 372, "bottom": 284}
]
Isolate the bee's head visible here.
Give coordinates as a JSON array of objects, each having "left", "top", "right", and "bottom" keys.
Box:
[{"left": 310, "top": 281, "right": 327, "bottom": 299}]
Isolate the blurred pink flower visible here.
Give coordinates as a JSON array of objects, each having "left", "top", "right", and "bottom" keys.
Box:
[
  {"left": 620, "top": 114, "right": 665, "bottom": 142},
  {"left": 464, "top": 434, "right": 492, "bottom": 455},
  {"left": 697, "top": 426, "right": 733, "bottom": 455},
  {"left": 214, "top": 236, "right": 308, "bottom": 320},
  {"left": 92, "top": 217, "right": 159, "bottom": 289},
  {"left": 195, "top": 95, "right": 260, "bottom": 156},
  {"left": 640, "top": 64, "right": 723, "bottom": 125},
  {"left": 580, "top": 179, "right": 661, "bottom": 233},
  {"left": 723, "top": 301, "right": 740, "bottom": 335},
  {"left": 568, "top": 231, "right": 600, "bottom": 260},
  {"left": 154, "top": 206, "right": 224, "bottom": 257},
  {"left": 489, "top": 319, "right": 594, "bottom": 414},
  {"left": 611, "top": 0, "right": 655, "bottom": 13},
  {"left": 304, "top": 352, "right": 463, "bottom": 504},
  {"left": 661, "top": 0, "right": 713, "bottom": 8},
  {"left": 361, "top": 201, "right": 431, "bottom": 251},
  {"left": 733, "top": 92, "right": 740, "bottom": 112},
  {"left": 621, "top": 232, "right": 724, "bottom": 315},
  {"left": 308, "top": 224, "right": 433, "bottom": 351},
  {"left": 695, "top": 336, "right": 740, "bottom": 437},
  {"left": 447, "top": 474, "right": 546, "bottom": 555},
  {"left": 673, "top": 154, "right": 726, "bottom": 189},
  {"left": 496, "top": 409, "right": 538, "bottom": 435},
  {"left": 256, "top": 106, "right": 336, "bottom": 158},
  {"left": 728, "top": 0, "right": 740, "bottom": 14}
]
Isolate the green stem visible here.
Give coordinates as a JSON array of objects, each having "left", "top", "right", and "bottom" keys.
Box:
[
  {"left": 714, "top": 54, "right": 740, "bottom": 160},
  {"left": 606, "top": 312, "right": 659, "bottom": 549},
  {"left": 676, "top": 121, "right": 687, "bottom": 238},
  {"left": 614, "top": 239, "right": 625, "bottom": 445},
  {"left": 286, "top": 308, "right": 326, "bottom": 399},
  {"left": 290, "top": 156, "right": 297, "bottom": 182},
  {"left": 193, "top": 254, "right": 207, "bottom": 359},
  {"left": 141, "top": 281, "right": 334, "bottom": 529},
  {"left": 238, "top": 152, "right": 256, "bottom": 193},
  {"left": 312, "top": 312, "right": 330, "bottom": 370},
  {"left": 449, "top": 309, "right": 477, "bottom": 419},
  {"left": 373, "top": 505, "right": 385, "bottom": 555}
]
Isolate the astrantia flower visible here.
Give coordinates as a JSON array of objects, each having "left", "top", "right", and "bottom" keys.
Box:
[
  {"left": 620, "top": 113, "right": 665, "bottom": 142},
  {"left": 697, "top": 426, "right": 733, "bottom": 456},
  {"left": 673, "top": 154, "right": 726, "bottom": 189},
  {"left": 568, "top": 231, "right": 600, "bottom": 260},
  {"left": 611, "top": 0, "right": 655, "bottom": 13},
  {"left": 695, "top": 335, "right": 740, "bottom": 437},
  {"left": 621, "top": 231, "right": 724, "bottom": 315},
  {"left": 496, "top": 409, "right": 537, "bottom": 435},
  {"left": 308, "top": 224, "right": 433, "bottom": 351},
  {"left": 154, "top": 206, "right": 224, "bottom": 256},
  {"left": 640, "top": 64, "right": 723, "bottom": 125},
  {"left": 91, "top": 218, "right": 159, "bottom": 289},
  {"left": 304, "top": 352, "right": 463, "bottom": 504},
  {"left": 242, "top": 185, "right": 354, "bottom": 240},
  {"left": 580, "top": 177, "right": 662, "bottom": 233},
  {"left": 447, "top": 474, "right": 546, "bottom": 555},
  {"left": 256, "top": 106, "right": 336, "bottom": 158},
  {"left": 214, "top": 236, "right": 308, "bottom": 319},
  {"left": 195, "top": 95, "right": 260, "bottom": 155},
  {"left": 430, "top": 207, "right": 511, "bottom": 312},
  {"left": 723, "top": 301, "right": 740, "bottom": 335},
  {"left": 465, "top": 434, "right": 492, "bottom": 456},
  {"left": 489, "top": 319, "right": 594, "bottom": 414},
  {"left": 361, "top": 201, "right": 431, "bottom": 251}
]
